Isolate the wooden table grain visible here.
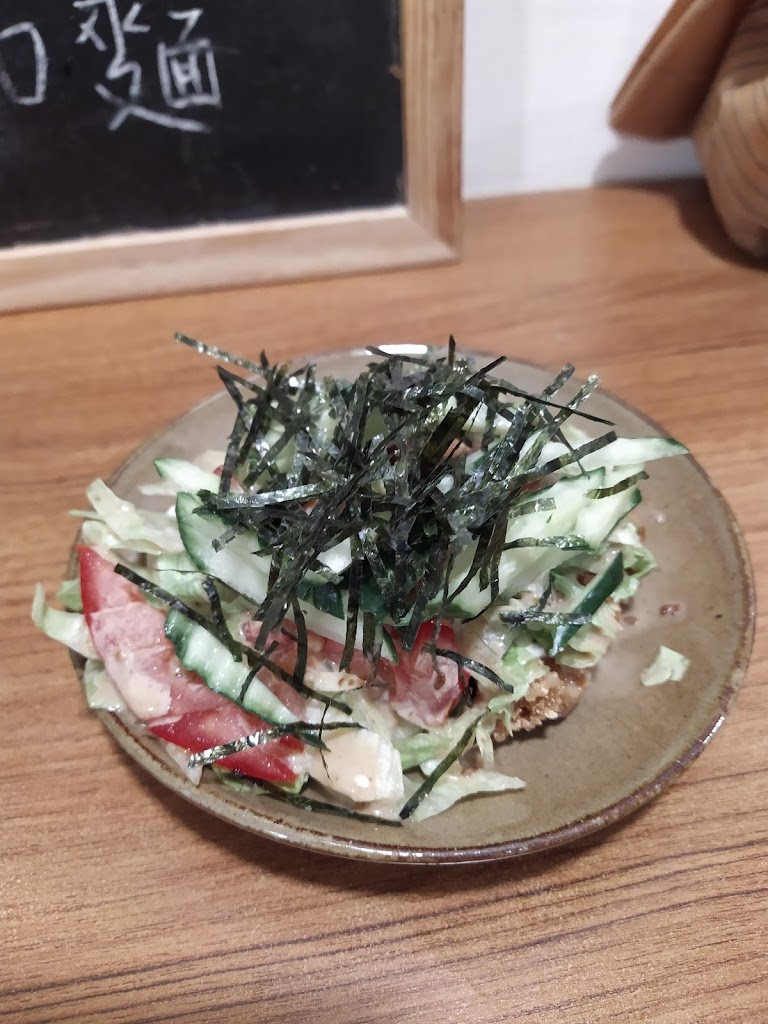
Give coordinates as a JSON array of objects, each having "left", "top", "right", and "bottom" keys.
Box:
[{"left": 2, "top": 181, "right": 766, "bottom": 1024}]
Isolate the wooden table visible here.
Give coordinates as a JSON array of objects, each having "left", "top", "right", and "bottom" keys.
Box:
[{"left": 3, "top": 181, "right": 766, "bottom": 1024}]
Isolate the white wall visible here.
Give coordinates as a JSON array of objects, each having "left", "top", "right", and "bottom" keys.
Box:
[{"left": 462, "top": 0, "right": 701, "bottom": 197}]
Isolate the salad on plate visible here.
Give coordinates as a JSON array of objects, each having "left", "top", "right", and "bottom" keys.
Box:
[{"left": 34, "top": 337, "right": 688, "bottom": 824}]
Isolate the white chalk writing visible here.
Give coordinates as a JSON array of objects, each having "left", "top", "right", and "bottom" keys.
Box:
[
  {"left": 0, "top": 5, "right": 222, "bottom": 133},
  {"left": 0, "top": 21, "right": 48, "bottom": 105},
  {"left": 75, "top": 0, "right": 149, "bottom": 100},
  {"left": 158, "top": 38, "right": 220, "bottom": 110},
  {"left": 94, "top": 82, "right": 211, "bottom": 131},
  {"left": 168, "top": 9, "right": 201, "bottom": 43},
  {"left": 75, "top": 1, "right": 220, "bottom": 131}
]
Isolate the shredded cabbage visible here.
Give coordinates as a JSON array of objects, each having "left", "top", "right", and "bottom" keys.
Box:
[
  {"left": 409, "top": 766, "right": 525, "bottom": 822},
  {"left": 56, "top": 578, "right": 83, "bottom": 612},
  {"left": 82, "top": 658, "right": 125, "bottom": 711},
  {"left": 32, "top": 585, "right": 96, "bottom": 659},
  {"left": 499, "top": 639, "right": 550, "bottom": 697},
  {"left": 611, "top": 521, "right": 656, "bottom": 600},
  {"left": 162, "top": 740, "right": 204, "bottom": 785},
  {"left": 81, "top": 479, "right": 184, "bottom": 555},
  {"left": 395, "top": 707, "right": 484, "bottom": 772},
  {"left": 641, "top": 646, "right": 690, "bottom": 686}
]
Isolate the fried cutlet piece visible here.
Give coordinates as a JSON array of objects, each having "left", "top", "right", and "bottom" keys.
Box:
[{"left": 492, "top": 662, "right": 589, "bottom": 738}]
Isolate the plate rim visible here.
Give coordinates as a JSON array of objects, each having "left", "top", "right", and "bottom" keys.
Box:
[{"left": 67, "top": 347, "right": 756, "bottom": 865}]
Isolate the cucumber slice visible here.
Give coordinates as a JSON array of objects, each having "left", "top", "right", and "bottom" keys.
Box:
[
  {"left": 443, "top": 471, "right": 604, "bottom": 617},
  {"left": 546, "top": 436, "right": 686, "bottom": 476},
  {"left": 575, "top": 486, "right": 642, "bottom": 548},
  {"left": 154, "top": 458, "right": 221, "bottom": 495},
  {"left": 550, "top": 552, "right": 624, "bottom": 655},
  {"left": 498, "top": 472, "right": 604, "bottom": 596},
  {"left": 176, "top": 492, "right": 397, "bottom": 660},
  {"left": 585, "top": 436, "right": 687, "bottom": 469},
  {"left": 176, "top": 491, "right": 271, "bottom": 606},
  {"left": 164, "top": 609, "right": 297, "bottom": 725}
]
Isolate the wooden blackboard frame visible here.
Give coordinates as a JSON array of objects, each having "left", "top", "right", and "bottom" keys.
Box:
[{"left": 0, "top": 0, "right": 462, "bottom": 313}]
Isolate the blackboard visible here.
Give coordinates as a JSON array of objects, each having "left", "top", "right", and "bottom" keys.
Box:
[
  {"left": 0, "top": 0, "right": 462, "bottom": 312},
  {"left": 0, "top": 0, "right": 403, "bottom": 247}
]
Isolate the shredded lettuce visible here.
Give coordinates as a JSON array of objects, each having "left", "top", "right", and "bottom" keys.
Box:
[
  {"left": 409, "top": 766, "right": 525, "bottom": 822},
  {"left": 554, "top": 641, "right": 608, "bottom": 669},
  {"left": 56, "top": 578, "right": 83, "bottom": 612},
  {"left": 161, "top": 739, "right": 204, "bottom": 785},
  {"left": 475, "top": 694, "right": 519, "bottom": 764},
  {"left": 552, "top": 571, "right": 583, "bottom": 600},
  {"left": 552, "top": 603, "right": 617, "bottom": 668},
  {"left": 82, "top": 658, "right": 125, "bottom": 711},
  {"left": 641, "top": 646, "right": 690, "bottom": 686},
  {"left": 78, "top": 479, "right": 184, "bottom": 555},
  {"left": 152, "top": 457, "right": 221, "bottom": 494},
  {"left": 499, "top": 638, "right": 549, "bottom": 697},
  {"left": 32, "top": 585, "right": 96, "bottom": 659},
  {"left": 141, "top": 553, "right": 210, "bottom": 607},
  {"left": 611, "top": 521, "right": 656, "bottom": 600},
  {"left": 138, "top": 481, "right": 181, "bottom": 497},
  {"left": 396, "top": 707, "right": 481, "bottom": 771},
  {"left": 397, "top": 733, "right": 448, "bottom": 772}
]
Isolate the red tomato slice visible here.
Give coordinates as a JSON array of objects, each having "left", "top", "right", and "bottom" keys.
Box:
[
  {"left": 78, "top": 546, "right": 302, "bottom": 783},
  {"left": 310, "top": 620, "right": 467, "bottom": 728},
  {"left": 284, "top": 621, "right": 466, "bottom": 729},
  {"left": 384, "top": 621, "right": 468, "bottom": 729},
  {"left": 318, "top": 637, "right": 395, "bottom": 682},
  {"left": 149, "top": 704, "right": 301, "bottom": 784},
  {"left": 79, "top": 544, "right": 144, "bottom": 615},
  {"left": 238, "top": 619, "right": 313, "bottom": 717}
]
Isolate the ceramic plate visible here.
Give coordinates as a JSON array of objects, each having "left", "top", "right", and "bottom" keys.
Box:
[{"left": 72, "top": 348, "right": 755, "bottom": 864}]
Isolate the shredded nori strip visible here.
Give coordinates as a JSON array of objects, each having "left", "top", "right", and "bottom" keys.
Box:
[
  {"left": 199, "top": 483, "right": 331, "bottom": 509},
  {"left": 501, "top": 610, "right": 592, "bottom": 628},
  {"left": 431, "top": 647, "right": 518, "bottom": 694},
  {"left": 234, "top": 776, "right": 403, "bottom": 826},
  {"left": 176, "top": 332, "right": 266, "bottom": 376},
  {"left": 341, "top": 550, "right": 364, "bottom": 671},
  {"left": 398, "top": 714, "right": 485, "bottom": 820},
  {"left": 113, "top": 564, "right": 211, "bottom": 630},
  {"left": 517, "top": 430, "right": 617, "bottom": 485},
  {"left": 116, "top": 563, "right": 351, "bottom": 714},
  {"left": 586, "top": 471, "right": 649, "bottom": 499},
  {"left": 502, "top": 534, "right": 592, "bottom": 551},
  {"left": 188, "top": 721, "right": 364, "bottom": 765},
  {"left": 170, "top": 337, "right": 652, "bottom": 820},
  {"left": 201, "top": 577, "right": 239, "bottom": 655},
  {"left": 175, "top": 339, "right": 622, "bottom": 662}
]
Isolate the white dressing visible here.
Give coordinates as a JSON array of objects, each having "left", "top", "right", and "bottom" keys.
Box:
[{"left": 311, "top": 729, "right": 404, "bottom": 803}]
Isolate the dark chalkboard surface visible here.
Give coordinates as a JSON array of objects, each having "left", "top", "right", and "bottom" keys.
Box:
[
  {"left": 0, "top": 0, "right": 462, "bottom": 313},
  {"left": 0, "top": 0, "right": 402, "bottom": 246}
]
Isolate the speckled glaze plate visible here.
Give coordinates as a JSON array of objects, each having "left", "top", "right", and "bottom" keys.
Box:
[{"left": 72, "top": 348, "right": 755, "bottom": 864}]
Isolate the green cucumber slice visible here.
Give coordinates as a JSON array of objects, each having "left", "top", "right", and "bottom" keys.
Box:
[
  {"left": 550, "top": 552, "right": 624, "bottom": 655},
  {"left": 578, "top": 436, "right": 686, "bottom": 471},
  {"left": 442, "top": 471, "right": 605, "bottom": 618},
  {"left": 154, "top": 458, "right": 222, "bottom": 495},
  {"left": 176, "top": 492, "right": 397, "bottom": 660},
  {"left": 164, "top": 608, "right": 297, "bottom": 725},
  {"left": 575, "top": 486, "right": 642, "bottom": 548},
  {"left": 176, "top": 491, "right": 271, "bottom": 605}
]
